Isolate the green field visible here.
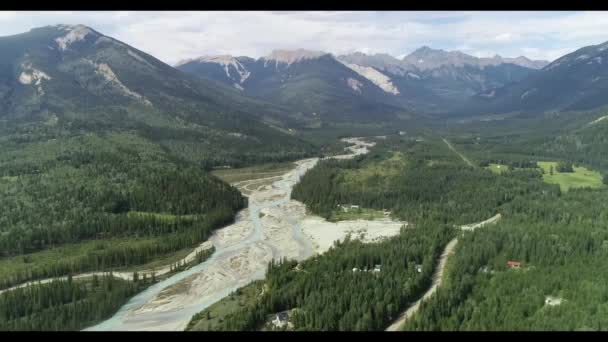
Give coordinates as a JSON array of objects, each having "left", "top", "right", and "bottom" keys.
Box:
[
  {"left": 0, "top": 236, "right": 197, "bottom": 288},
  {"left": 126, "top": 211, "right": 201, "bottom": 222},
  {"left": 340, "top": 151, "right": 406, "bottom": 187},
  {"left": 537, "top": 161, "right": 604, "bottom": 192},
  {"left": 486, "top": 163, "right": 510, "bottom": 174},
  {"left": 211, "top": 162, "right": 296, "bottom": 184},
  {"left": 187, "top": 281, "right": 264, "bottom": 331}
]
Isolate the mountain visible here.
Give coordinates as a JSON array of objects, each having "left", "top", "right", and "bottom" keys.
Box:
[
  {"left": 0, "top": 25, "right": 317, "bottom": 166},
  {"left": 178, "top": 49, "right": 411, "bottom": 124},
  {"left": 337, "top": 48, "right": 544, "bottom": 111},
  {"left": 177, "top": 46, "right": 548, "bottom": 117},
  {"left": 175, "top": 55, "right": 254, "bottom": 91},
  {"left": 402, "top": 46, "right": 549, "bottom": 70},
  {"left": 468, "top": 41, "right": 608, "bottom": 115}
]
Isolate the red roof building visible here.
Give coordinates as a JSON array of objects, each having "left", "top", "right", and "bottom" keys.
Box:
[{"left": 507, "top": 261, "right": 522, "bottom": 268}]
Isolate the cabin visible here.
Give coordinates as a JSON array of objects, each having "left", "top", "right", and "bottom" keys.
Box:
[
  {"left": 350, "top": 205, "right": 360, "bottom": 209},
  {"left": 373, "top": 264, "right": 382, "bottom": 273},
  {"left": 507, "top": 261, "right": 522, "bottom": 269},
  {"left": 545, "top": 296, "right": 563, "bottom": 306},
  {"left": 272, "top": 311, "right": 289, "bottom": 328},
  {"left": 415, "top": 264, "right": 423, "bottom": 273},
  {"left": 352, "top": 267, "right": 360, "bottom": 273}
]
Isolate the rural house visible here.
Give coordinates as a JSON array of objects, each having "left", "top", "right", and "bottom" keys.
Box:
[{"left": 507, "top": 261, "right": 522, "bottom": 269}]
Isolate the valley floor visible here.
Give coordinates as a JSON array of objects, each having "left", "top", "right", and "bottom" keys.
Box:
[{"left": 84, "top": 137, "right": 406, "bottom": 331}]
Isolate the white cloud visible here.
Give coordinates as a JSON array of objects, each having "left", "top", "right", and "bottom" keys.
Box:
[{"left": 1, "top": 11, "right": 608, "bottom": 64}]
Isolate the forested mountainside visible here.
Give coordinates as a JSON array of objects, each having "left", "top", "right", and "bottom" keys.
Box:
[{"left": 0, "top": 25, "right": 319, "bottom": 294}]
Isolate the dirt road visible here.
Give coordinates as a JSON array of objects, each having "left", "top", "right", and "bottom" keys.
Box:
[
  {"left": 385, "top": 214, "right": 501, "bottom": 331},
  {"left": 385, "top": 238, "right": 457, "bottom": 331},
  {"left": 442, "top": 138, "right": 475, "bottom": 168}
]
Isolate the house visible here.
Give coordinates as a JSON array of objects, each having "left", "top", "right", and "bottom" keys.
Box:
[
  {"left": 415, "top": 264, "right": 423, "bottom": 273},
  {"left": 352, "top": 267, "right": 359, "bottom": 273},
  {"left": 507, "top": 261, "right": 522, "bottom": 269},
  {"left": 373, "top": 264, "right": 382, "bottom": 273},
  {"left": 545, "top": 296, "right": 563, "bottom": 306},
  {"left": 350, "top": 205, "right": 360, "bottom": 209},
  {"left": 272, "top": 311, "right": 289, "bottom": 328}
]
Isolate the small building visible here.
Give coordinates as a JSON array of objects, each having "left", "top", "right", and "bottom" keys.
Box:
[
  {"left": 480, "top": 266, "right": 489, "bottom": 274},
  {"left": 352, "top": 267, "right": 360, "bottom": 273},
  {"left": 545, "top": 296, "right": 563, "bottom": 306},
  {"left": 373, "top": 264, "right": 382, "bottom": 273},
  {"left": 272, "top": 311, "right": 289, "bottom": 328},
  {"left": 415, "top": 264, "right": 423, "bottom": 273},
  {"left": 350, "top": 205, "right": 360, "bottom": 209},
  {"left": 507, "top": 261, "right": 522, "bottom": 269}
]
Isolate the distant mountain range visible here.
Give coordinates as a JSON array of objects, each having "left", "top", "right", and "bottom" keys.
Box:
[
  {"left": 467, "top": 41, "right": 608, "bottom": 115},
  {"left": 177, "top": 46, "right": 551, "bottom": 115},
  {"left": 3, "top": 23, "right": 608, "bottom": 132}
]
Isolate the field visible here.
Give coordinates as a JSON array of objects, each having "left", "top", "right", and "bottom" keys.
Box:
[
  {"left": 537, "top": 161, "right": 604, "bottom": 192},
  {"left": 211, "top": 162, "right": 296, "bottom": 184},
  {"left": 187, "top": 281, "right": 265, "bottom": 331},
  {"left": 329, "top": 207, "right": 388, "bottom": 222},
  {"left": 486, "top": 163, "right": 510, "bottom": 175},
  {"left": 340, "top": 151, "right": 406, "bottom": 188},
  {"left": 0, "top": 236, "right": 197, "bottom": 286}
]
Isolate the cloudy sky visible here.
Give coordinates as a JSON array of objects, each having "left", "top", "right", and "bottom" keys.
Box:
[{"left": 1, "top": 11, "right": 607, "bottom": 65}]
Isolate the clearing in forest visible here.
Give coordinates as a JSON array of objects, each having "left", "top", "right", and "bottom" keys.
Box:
[
  {"left": 486, "top": 163, "right": 510, "bottom": 175},
  {"left": 187, "top": 281, "right": 264, "bottom": 330},
  {"left": 442, "top": 138, "right": 475, "bottom": 168},
  {"left": 211, "top": 161, "right": 297, "bottom": 184},
  {"left": 537, "top": 161, "right": 604, "bottom": 192}
]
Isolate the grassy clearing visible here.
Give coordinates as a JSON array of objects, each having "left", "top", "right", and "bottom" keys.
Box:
[
  {"left": 329, "top": 207, "right": 388, "bottom": 222},
  {"left": 212, "top": 162, "right": 296, "bottom": 184},
  {"left": 341, "top": 151, "right": 406, "bottom": 187},
  {"left": 0, "top": 236, "right": 196, "bottom": 284},
  {"left": 187, "top": 281, "right": 264, "bottom": 331},
  {"left": 126, "top": 211, "right": 201, "bottom": 222},
  {"left": 486, "top": 163, "right": 510, "bottom": 175},
  {"left": 537, "top": 161, "right": 604, "bottom": 192}
]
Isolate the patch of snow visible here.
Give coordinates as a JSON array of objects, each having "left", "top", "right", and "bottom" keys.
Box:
[
  {"left": 479, "top": 89, "right": 496, "bottom": 98},
  {"left": 55, "top": 25, "right": 95, "bottom": 51},
  {"left": 418, "top": 59, "right": 424, "bottom": 64},
  {"left": 263, "top": 49, "right": 327, "bottom": 68},
  {"left": 234, "top": 83, "right": 244, "bottom": 91},
  {"left": 594, "top": 56, "right": 603, "bottom": 64},
  {"left": 347, "top": 78, "right": 363, "bottom": 93},
  {"left": 521, "top": 88, "right": 537, "bottom": 100},
  {"left": 576, "top": 54, "right": 590, "bottom": 61},
  {"left": 181, "top": 55, "right": 251, "bottom": 83},
  {"left": 228, "top": 132, "right": 246, "bottom": 138},
  {"left": 83, "top": 59, "right": 152, "bottom": 106},
  {"left": 340, "top": 61, "right": 400, "bottom": 95},
  {"left": 589, "top": 115, "right": 608, "bottom": 125},
  {"left": 407, "top": 72, "right": 421, "bottom": 79}
]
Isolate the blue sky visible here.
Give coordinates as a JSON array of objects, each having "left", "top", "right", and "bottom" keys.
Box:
[{"left": 0, "top": 11, "right": 606, "bottom": 65}]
